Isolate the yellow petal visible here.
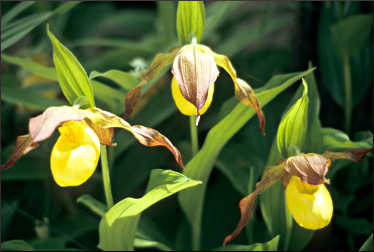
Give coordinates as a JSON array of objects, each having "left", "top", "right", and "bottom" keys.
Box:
[
  {"left": 285, "top": 176, "right": 333, "bottom": 230},
  {"left": 50, "top": 120, "right": 100, "bottom": 187},
  {"left": 171, "top": 76, "right": 214, "bottom": 116}
]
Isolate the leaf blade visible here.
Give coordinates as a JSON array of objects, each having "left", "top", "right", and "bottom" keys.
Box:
[{"left": 98, "top": 169, "right": 201, "bottom": 251}]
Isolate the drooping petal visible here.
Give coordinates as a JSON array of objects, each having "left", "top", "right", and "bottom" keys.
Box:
[
  {"left": 223, "top": 161, "right": 286, "bottom": 245},
  {"left": 84, "top": 107, "right": 185, "bottom": 169},
  {"left": 124, "top": 46, "right": 181, "bottom": 119},
  {"left": 1, "top": 106, "right": 185, "bottom": 171},
  {"left": 323, "top": 148, "right": 373, "bottom": 163},
  {"left": 212, "top": 52, "right": 265, "bottom": 135},
  {"left": 172, "top": 44, "right": 219, "bottom": 118},
  {"left": 171, "top": 76, "right": 214, "bottom": 116},
  {"left": 285, "top": 176, "right": 333, "bottom": 230},
  {"left": 1, "top": 135, "right": 39, "bottom": 170},
  {"left": 50, "top": 120, "right": 100, "bottom": 187}
]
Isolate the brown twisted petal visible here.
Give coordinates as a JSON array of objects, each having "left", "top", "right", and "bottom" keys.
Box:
[
  {"left": 284, "top": 154, "right": 330, "bottom": 185},
  {"left": 223, "top": 160, "right": 286, "bottom": 245},
  {"left": 124, "top": 46, "right": 181, "bottom": 119},
  {"left": 172, "top": 44, "right": 219, "bottom": 121},
  {"left": 323, "top": 148, "right": 373, "bottom": 163},
  {"left": 212, "top": 52, "right": 265, "bottom": 135},
  {"left": 1, "top": 135, "right": 39, "bottom": 170},
  {"left": 1, "top": 106, "right": 185, "bottom": 171}
]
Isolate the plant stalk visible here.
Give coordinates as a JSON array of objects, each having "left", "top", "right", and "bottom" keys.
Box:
[
  {"left": 100, "top": 145, "right": 114, "bottom": 209},
  {"left": 190, "top": 116, "right": 199, "bottom": 156},
  {"left": 343, "top": 54, "right": 352, "bottom": 132}
]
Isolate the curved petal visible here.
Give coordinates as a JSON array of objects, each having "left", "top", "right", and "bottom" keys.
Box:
[
  {"left": 1, "top": 106, "right": 185, "bottom": 171},
  {"left": 50, "top": 120, "right": 100, "bottom": 187},
  {"left": 171, "top": 76, "right": 214, "bottom": 116},
  {"left": 124, "top": 46, "right": 181, "bottom": 119},
  {"left": 285, "top": 176, "right": 333, "bottom": 230},
  {"left": 213, "top": 52, "right": 265, "bottom": 135}
]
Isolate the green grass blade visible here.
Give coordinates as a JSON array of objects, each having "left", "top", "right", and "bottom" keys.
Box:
[
  {"left": 2, "top": 54, "right": 124, "bottom": 112},
  {"left": 2, "top": 1, "right": 35, "bottom": 27},
  {"left": 89, "top": 70, "right": 139, "bottom": 91},
  {"left": 359, "top": 234, "right": 373, "bottom": 251},
  {"left": 1, "top": 86, "right": 66, "bottom": 110},
  {"left": 2, "top": 12, "right": 53, "bottom": 51}
]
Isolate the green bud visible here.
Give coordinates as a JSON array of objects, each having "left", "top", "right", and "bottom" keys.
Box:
[
  {"left": 277, "top": 79, "right": 309, "bottom": 157},
  {"left": 176, "top": 1, "right": 205, "bottom": 44}
]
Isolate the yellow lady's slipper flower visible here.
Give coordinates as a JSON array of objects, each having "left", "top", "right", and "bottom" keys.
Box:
[
  {"left": 50, "top": 120, "right": 100, "bottom": 187},
  {"left": 171, "top": 76, "right": 214, "bottom": 116},
  {"left": 285, "top": 176, "right": 333, "bottom": 230},
  {"left": 1, "top": 106, "right": 185, "bottom": 187},
  {"left": 223, "top": 149, "right": 372, "bottom": 245},
  {"left": 125, "top": 43, "right": 265, "bottom": 133}
]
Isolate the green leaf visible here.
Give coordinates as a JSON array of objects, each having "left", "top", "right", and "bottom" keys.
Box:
[
  {"left": 321, "top": 128, "right": 372, "bottom": 151},
  {"left": 77, "top": 194, "right": 107, "bottom": 217},
  {"left": 2, "top": 12, "right": 53, "bottom": 51},
  {"left": 70, "top": 38, "right": 156, "bottom": 53},
  {"left": 1, "top": 86, "right": 66, "bottom": 110},
  {"left": 31, "top": 238, "right": 67, "bottom": 250},
  {"left": 133, "top": 238, "right": 172, "bottom": 251},
  {"left": 1, "top": 54, "right": 123, "bottom": 112},
  {"left": 1, "top": 2, "right": 80, "bottom": 52},
  {"left": 317, "top": 3, "right": 345, "bottom": 107},
  {"left": 47, "top": 25, "right": 94, "bottom": 106},
  {"left": 2, "top": 54, "right": 57, "bottom": 80},
  {"left": 203, "top": 2, "right": 241, "bottom": 40},
  {"left": 359, "top": 234, "right": 373, "bottom": 251},
  {"left": 325, "top": 129, "right": 373, "bottom": 178},
  {"left": 217, "top": 15, "right": 293, "bottom": 58},
  {"left": 214, "top": 235, "right": 279, "bottom": 251},
  {"left": 98, "top": 169, "right": 201, "bottom": 251},
  {"left": 303, "top": 61, "right": 323, "bottom": 154},
  {"left": 135, "top": 217, "right": 174, "bottom": 251},
  {"left": 331, "top": 14, "right": 373, "bottom": 58},
  {"left": 157, "top": 1, "right": 176, "bottom": 44},
  {"left": 1, "top": 240, "right": 33, "bottom": 251},
  {"left": 178, "top": 68, "right": 315, "bottom": 249},
  {"left": 52, "top": 2, "right": 80, "bottom": 16},
  {"left": 89, "top": 70, "right": 139, "bottom": 91},
  {"left": 276, "top": 79, "right": 309, "bottom": 157},
  {"left": 2, "top": 1, "right": 35, "bottom": 27},
  {"left": 318, "top": 3, "right": 372, "bottom": 108},
  {"left": 176, "top": 1, "right": 205, "bottom": 44}
]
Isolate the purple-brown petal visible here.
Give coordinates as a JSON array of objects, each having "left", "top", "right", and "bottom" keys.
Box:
[{"left": 172, "top": 45, "right": 219, "bottom": 116}]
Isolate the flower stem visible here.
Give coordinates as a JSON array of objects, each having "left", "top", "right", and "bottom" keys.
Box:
[
  {"left": 100, "top": 145, "right": 114, "bottom": 209},
  {"left": 190, "top": 116, "right": 199, "bottom": 156},
  {"left": 343, "top": 54, "right": 352, "bottom": 133}
]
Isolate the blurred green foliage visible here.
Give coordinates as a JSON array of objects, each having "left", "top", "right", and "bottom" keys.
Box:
[{"left": 1, "top": 1, "right": 372, "bottom": 251}]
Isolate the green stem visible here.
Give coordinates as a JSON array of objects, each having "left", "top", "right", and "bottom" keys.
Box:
[
  {"left": 343, "top": 54, "right": 352, "bottom": 133},
  {"left": 189, "top": 116, "right": 199, "bottom": 156},
  {"left": 100, "top": 145, "right": 114, "bottom": 209},
  {"left": 189, "top": 115, "right": 199, "bottom": 250}
]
